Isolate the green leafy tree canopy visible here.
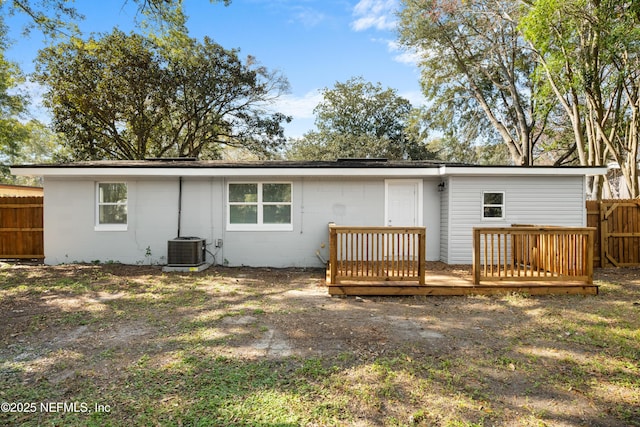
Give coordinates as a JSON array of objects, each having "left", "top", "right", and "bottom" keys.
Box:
[
  {"left": 287, "top": 76, "right": 433, "bottom": 160},
  {"left": 398, "top": 0, "right": 550, "bottom": 166},
  {"left": 0, "top": 0, "right": 231, "bottom": 182},
  {"left": 34, "top": 29, "right": 291, "bottom": 160}
]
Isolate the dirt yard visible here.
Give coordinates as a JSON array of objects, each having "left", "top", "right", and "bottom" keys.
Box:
[{"left": 1, "top": 262, "right": 639, "bottom": 426}]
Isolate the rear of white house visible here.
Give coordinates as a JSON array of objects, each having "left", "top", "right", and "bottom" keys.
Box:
[
  {"left": 440, "top": 173, "right": 590, "bottom": 264},
  {"left": 11, "top": 160, "right": 605, "bottom": 267}
]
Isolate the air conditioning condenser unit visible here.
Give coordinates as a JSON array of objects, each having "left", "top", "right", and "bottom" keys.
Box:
[{"left": 167, "top": 237, "right": 205, "bottom": 266}]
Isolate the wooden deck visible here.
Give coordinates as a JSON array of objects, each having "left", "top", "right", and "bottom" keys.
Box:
[
  {"left": 326, "top": 225, "right": 598, "bottom": 296},
  {"left": 326, "top": 262, "right": 599, "bottom": 296}
]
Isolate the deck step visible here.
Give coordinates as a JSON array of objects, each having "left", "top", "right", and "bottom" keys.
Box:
[{"left": 327, "top": 284, "right": 599, "bottom": 296}]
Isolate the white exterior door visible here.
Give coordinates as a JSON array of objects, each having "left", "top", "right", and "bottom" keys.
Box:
[{"left": 385, "top": 180, "right": 422, "bottom": 227}]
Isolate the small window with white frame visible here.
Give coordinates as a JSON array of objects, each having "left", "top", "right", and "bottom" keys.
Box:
[
  {"left": 227, "top": 182, "right": 292, "bottom": 231},
  {"left": 96, "top": 182, "right": 128, "bottom": 231},
  {"left": 482, "top": 191, "right": 505, "bottom": 220}
]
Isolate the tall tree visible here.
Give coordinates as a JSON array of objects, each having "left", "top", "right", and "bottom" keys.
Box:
[
  {"left": 398, "top": 0, "right": 546, "bottom": 166},
  {"left": 0, "top": 0, "right": 232, "bottom": 174},
  {"left": 1, "top": 0, "right": 228, "bottom": 39},
  {"left": 0, "top": 45, "right": 65, "bottom": 182},
  {"left": 2, "top": 0, "right": 82, "bottom": 39},
  {"left": 0, "top": 19, "right": 31, "bottom": 181},
  {"left": 521, "top": 0, "right": 640, "bottom": 198},
  {"left": 159, "top": 37, "right": 291, "bottom": 159},
  {"left": 35, "top": 31, "right": 169, "bottom": 160},
  {"left": 426, "top": 136, "right": 511, "bottom": 165},
  {"left": 287, "top": 77, "right": 433, "bottom": 160},
  {"left": 34, "top": 30, "right": 291, "bottom": 160},
  {"left": 1, "top": 120, "right": 67, "bottom": 184}
]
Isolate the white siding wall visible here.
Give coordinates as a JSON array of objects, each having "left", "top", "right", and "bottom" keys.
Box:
[
  {"left": 178, "top": 178, "right": 220, "bottom": 244},
  {"left": 220, "top": 177, "right": 441, "bottom": 266},
  {"left": 445, "top": 175, "right": 586, "bottom": 264},
  {"left": 44, "top": 177, "right": 179, "bottom": 265},
  {"left": 220, "top": 177, "right": 385, "bottom": 267},
  {"left": 43, "top": 176, "right": 442, "bottom": 267}
]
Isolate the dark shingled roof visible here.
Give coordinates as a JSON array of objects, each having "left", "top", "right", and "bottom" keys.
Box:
[
  {"left": 12, "top": 159, "right": 460, "bottom": 169},
  {"left": 11, "top": 159, "right": 607, "bottom": 171}
]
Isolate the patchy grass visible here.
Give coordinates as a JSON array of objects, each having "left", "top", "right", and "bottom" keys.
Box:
[{"left": 0, "top": 263, "right": 638, "bottom": 426}]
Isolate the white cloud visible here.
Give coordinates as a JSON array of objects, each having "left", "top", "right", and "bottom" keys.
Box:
[
  {"left": 272, "top": 90, "right": 322, "bottom": 120},
  {"left": 380, "top": 39, "right": 435, "bottom": 67},
  {"left": 351, "top": 0, "right": 398, "bottom": 31},
  {"left": 14, "top": 80, "right": 51, "bottom": 124},
  {"left": 367, "top": 37, "right": 424, "bottom": 66},
  {"left": 393, "top": 51, "right": 422, "bottom": 65},
  {"left": 399, "top": 90, "right": 427, "bottom": 107},
  {"left": 270, "top": 90, "right": 323, "bottom": 138},
  {"left": 384, "top": 40, "right": 423, "bottom": 65},
  {"left": 249, "top": 1, "right": 327, "bottom": 28},
  {"left": 393, "top": 49, "right": 423, "bottom": 65},
  {"left": 290, "top": 6, "right": 327, "bottom": 28}
]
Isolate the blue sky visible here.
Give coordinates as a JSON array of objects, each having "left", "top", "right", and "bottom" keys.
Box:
[{"left": 6, "top": 0, "right": 424, "bottom": 138}]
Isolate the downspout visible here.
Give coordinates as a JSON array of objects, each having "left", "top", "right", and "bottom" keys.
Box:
[
  {"left": 299, "top": 177, "right": 304, "bottom": 234},
  {"left": 177, "top": 176, "right": 183, "bottom": 238}
]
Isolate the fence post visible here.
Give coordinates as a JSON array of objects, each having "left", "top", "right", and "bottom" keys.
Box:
[
  {"left": 598, "top": 201, "right": 605, "bottom": 268},
  {"left": 472, "top": 228, "right": 481, "bottom": 285},
  {"left": 329, "top": 224, "right": 337, "bottom": 285}
]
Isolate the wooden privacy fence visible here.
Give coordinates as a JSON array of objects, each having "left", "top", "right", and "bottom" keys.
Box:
[
  {"left": 587, "top": 199, "right": 640, "bottom": 267},
  {"left": 328, "top": 225, "right": 426, "bottom": 285},
  {"left": 472, "top": 226, "right": 595, "bottom": 285},
  {"left": 0, "top": 196, "right": 44, "bottom": 260}
]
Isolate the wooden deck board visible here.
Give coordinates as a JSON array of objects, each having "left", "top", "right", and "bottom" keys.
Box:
[
  {"left": 328, "top": 284, "right": 598, "bottom": 296},
  {"left": 326, "top": 264, "right": 599, "bottom": 296}
]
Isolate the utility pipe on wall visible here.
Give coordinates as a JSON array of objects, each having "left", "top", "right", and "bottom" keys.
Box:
[{"left": 177, "top": 176, "right": 183, "bottom": 237}]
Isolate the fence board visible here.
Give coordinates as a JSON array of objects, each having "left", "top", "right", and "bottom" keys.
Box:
[
  {"left": 587, "top": 199, "right": 640, "bottom": 267},
  {"left": 0, "top": 196, "right": 44, "bottom": 260}
]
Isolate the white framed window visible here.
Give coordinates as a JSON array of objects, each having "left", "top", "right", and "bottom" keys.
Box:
[
  {"left": 95, "top": 182, "right": 128, "bottom": 231},
  {"left": 227, "top": 182, "right": 292, "bottom": 231},
  {"left": 482, "top": 191, "right": 505, "bottom": 220}
]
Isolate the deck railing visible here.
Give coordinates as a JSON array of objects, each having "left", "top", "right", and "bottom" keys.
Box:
[
  {"left": 328, "top": 225, "right": 426, "bottom": 285},
  {"left": 472, "top": 226, "right": 595, "bottom": 285}
]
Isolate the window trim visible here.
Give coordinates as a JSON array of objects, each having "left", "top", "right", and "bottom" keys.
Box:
[
  {"left": 481, "top": 190, "right": 505, "bottom": 221},
  {"left": 227, "top": 181, "right": 293, "bottom": 231},
  {"left": 95, "top": 182, "right": 128, "bottom": 231}
]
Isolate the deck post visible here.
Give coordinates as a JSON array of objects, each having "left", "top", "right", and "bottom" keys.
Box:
[
  {"left": 329, "top": 224, "right": 337, "bottom": 285},
  {"left": 472, "top": 228, "right": 481, "bottom": 285},
  {"left": 586, "top": 228, "right": 594, "bottom": 284},
  {"left": 418, "top": 228, "right": 426, "bottom": 285}
]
